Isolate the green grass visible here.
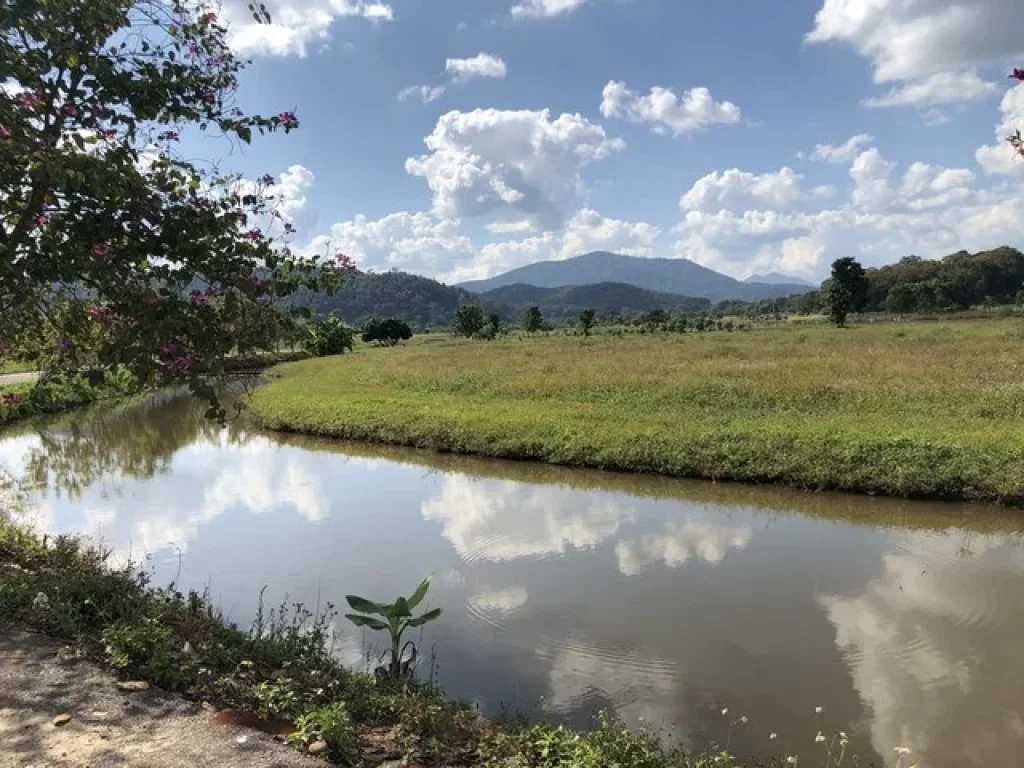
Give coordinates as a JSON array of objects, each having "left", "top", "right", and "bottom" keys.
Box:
[{"left": 251, "top": 318, "right": 1024, "bottom": 505}]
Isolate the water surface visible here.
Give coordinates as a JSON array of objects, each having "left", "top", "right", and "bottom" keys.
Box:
[{"left": 2, "top": 393, "right": 1023, "bottom": 767}]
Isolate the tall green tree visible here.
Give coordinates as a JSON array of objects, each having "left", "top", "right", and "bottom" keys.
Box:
[
  {"left": 453, "top": 304, "right": 484, "bottom": 337},
  {"left": 824, "top": 257, "right": 868, "bottom": 327},
  {"left": 521, "top": 306, "right": 543, "bottom": 334},
  {"left": 579, "top": 308, "right": 595, "bottom": 336},
  {"left": 0, "top": 0, "right": 344, "bottom": 416}
]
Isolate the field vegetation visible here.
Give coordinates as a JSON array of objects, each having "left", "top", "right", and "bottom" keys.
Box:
[{"left": 252, "top": 318, "right": 1024, "bottom": 505}]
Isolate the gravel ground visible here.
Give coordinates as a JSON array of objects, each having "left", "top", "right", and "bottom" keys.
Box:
[
  {"left": 0, "top": 373, "right": 38, "bottom": 387},
  {"left": 0, "top": 623, "right": 321, "bottom": 768}
]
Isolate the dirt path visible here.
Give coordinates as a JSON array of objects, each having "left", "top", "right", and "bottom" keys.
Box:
[
  {"left": 0, "top": 373, "right": 38, "bottom": 387},
  {"left": 0, "top": 624, "right": 319, "bottom": 768}
]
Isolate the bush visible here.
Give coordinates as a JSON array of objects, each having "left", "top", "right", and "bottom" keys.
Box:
[
  {"left": 361, "top": 316, "right": 413, "bottom": 347},
  {"left": 304, "top": 317, "right": 354, "bottom": 357},
  {"left": 453, "top": 305, "right": 485, "bottom": 338},
  {"left": 290, "top": 703, "right": 360, "bottom": 764}
]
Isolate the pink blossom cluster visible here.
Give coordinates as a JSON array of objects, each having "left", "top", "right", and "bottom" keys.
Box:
[
  {"left": 89, "top": 306, "right": 118, "bottom": 322},
  {"left": 158, "top": 341, "right": 195, "bottom": 376}
]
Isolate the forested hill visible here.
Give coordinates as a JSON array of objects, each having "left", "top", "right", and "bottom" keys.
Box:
[
  {"left": 295, "top": 271, "right": 472, "bottom": 329},
  {"left": 294, "top": 272, "right": 714, "bottom": 328},
  {"left": 477, "top": 282, "right": 711, "bottom": 322}
]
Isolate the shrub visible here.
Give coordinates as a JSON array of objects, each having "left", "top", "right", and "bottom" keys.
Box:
[
  {"left": 304, "top": 317, "right": 354, "bottom": 357},
  {"left": 361, "top": 317, "right": 413, "bottom": 347},
  {"left": 290, "top": 703, "right": 360, "bottom": 764},
  {"left": 453, "top": 305, "right": 486, "bottom": 338}
]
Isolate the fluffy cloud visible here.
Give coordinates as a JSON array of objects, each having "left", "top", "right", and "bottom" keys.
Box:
[
  {"left": 400, "top": 54, "right": 507, "bottom": 104},
  {"left": 405, "top": 109, "right": 624, "bottom": 228},
  {"left": 222, "top": 0, "right": 393, "bottom": 57},
  {"left": 510, "top": 0, "right": 589, "bottom": 19},
  {"left": 273, "top": 164, "right": 316, "bottom": 224},
  {"left": 805, "top": 134, "right": 874, "bottom": 164},
  {"left": 820, "top": 533, "right": 1024, "bottom": 767},
  {"left": 681, "top": 167, "right": 805, "bottom": 212},
  {"left": 398, "top": 85, "right": 447, "bottom": 103},
  {"left": 451, "top": 208, "right": 660, "bottom": 283},
  {"left": 674, "top": 143, "right": 1018, "bottom": 278},
  {"left": 421, "top": 476, "right": 632, "bottom": 562},
  {"left": 615, "top": 521, "right": 752, "bottom": 576},
  {"left": 864, "top": 71, "right": 997, "bottom": 109},
  {"left": 975, "top": 83, "right": 1024, "bottom": 175},
  {"left": 446, "top": 53, "right": 507, "bottom": 83},
  {"left": 600, "top": 81, "right": 741, "bottom": 137},
  {"left": 806, "top": 0, "right": 1023, "bottom": 82},
  {"left": 312, "top": 211, "right": 475, "bottom": 279}
]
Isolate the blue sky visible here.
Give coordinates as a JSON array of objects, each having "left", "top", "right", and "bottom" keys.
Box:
[{"left": 197, "top": 0, "right": 1024, "bottom": 283}]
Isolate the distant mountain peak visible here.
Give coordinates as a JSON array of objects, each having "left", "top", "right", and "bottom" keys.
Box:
[
  {"left": 459, "top": 251, "right": 810, "bottom": 302},
  {"left": 744, "top": 272, "right": 815, "bottom": 287}
]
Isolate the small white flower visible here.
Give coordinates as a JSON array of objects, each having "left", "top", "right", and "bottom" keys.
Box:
[
  {"left": 721, "top": 707, "right": 729, "bottom": 716},
  {"left": 839, "top": 732, "right": 847, "bottom": 740},
  {"left": 32, "top": 591, "right": 50, "bottom": 611},
  {"left": 814, "top": 706, "right": 823, "bottom": 714},
  {"left": 770, "top": 732, "right": 778, "bottom": 740},
  {"left": 740, "top": 715, "right": 748, "bottom": 724},
  {"left": 894, "top": 747, "right": 911, "bottom": 755},
  {"left": 787, "top": 757, "right": 798, "bottom": 765},
  {"left": 815, "top": 731, "right": 826, "bottom": 743}
]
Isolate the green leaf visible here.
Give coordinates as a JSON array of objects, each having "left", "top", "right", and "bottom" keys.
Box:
[
  {"left": 345, "top": 614, "right": 388, "bottom": 631},
  {"left": 66, "top": 53, "right": 80, "bottom": 69},
  {"left": 345, "top": 595, "right": 385, "bottom": 616},
  {"left": 407, "top": 576, "right": 431, "bottom": 610},
  {"left": 407, "top": 608, "right": 441, "bottom": 628},
  {"left": 390, "top": 597, "right": 412, "bottom": 618}
]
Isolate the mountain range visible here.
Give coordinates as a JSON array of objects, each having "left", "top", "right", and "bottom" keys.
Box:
[{"left": 458, "top": 252, "right": 811, "bottom": 302}]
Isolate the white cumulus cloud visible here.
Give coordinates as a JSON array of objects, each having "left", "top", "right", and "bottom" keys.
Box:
[
  {"left": 806, "top": 0, "right": 1024, "bottom": 82},
  {"left": 446, "top": 53, "right": 507, "bottom": 83},
  {"left": 864, "top": 71, "right": 997, "bottom": 109},
  {"left": 510, "top": 0, "right": 590, "bottom": 19},
  {"left": 222, "top": 0, "right": 393, "bottom": 57},
  {"left": 600, "top": 80, "right": 742, "bottom": 137},
  {"left": 681, "top": 167, "right": 805, "bottom": 212},
  {"left": 405, "top": 109, "right": 624, "bottom": 228},
  {"left": 805, "top": 134, "right": 874, "bottom": 164},
  {"left": 975, "top": 83, "right": 1024, "bottom": 175}
]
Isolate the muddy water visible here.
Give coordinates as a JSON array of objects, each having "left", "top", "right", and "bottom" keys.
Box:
[{"left": 2, "top": 392, "right": 1023, "bottom": 767}]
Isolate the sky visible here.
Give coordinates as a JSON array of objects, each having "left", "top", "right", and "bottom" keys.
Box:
[{"left": 189, "top": 0, "right": 1024, "bottom": 283}]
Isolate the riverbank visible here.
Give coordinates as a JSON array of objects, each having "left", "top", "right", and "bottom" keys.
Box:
[
  {"left": 250, "top": 319, "right": 1024, "bottom": 506},
  {"left": 0, "top": 624, "right": 315, "bottom": 768},
  {"left": 0, "top": 518, "right": 751, "bottom": 767}
]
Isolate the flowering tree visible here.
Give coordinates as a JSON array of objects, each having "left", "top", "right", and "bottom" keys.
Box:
[{"left": 0, "top": 0, "right": 347, "bottom": 416}]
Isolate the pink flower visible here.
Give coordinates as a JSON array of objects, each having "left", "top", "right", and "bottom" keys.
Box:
[
  {"left": 190, "top": 290, "right": 209, "bottom": 306},
  {"left": 92, "top": 244, "right": 111, "bottom": 258},
  {"left": 0, "top": 125, "right": 11, "bottom": 140},
  {"left": 63, "top": 104, "right": 78, "bottom": 117},
  {"left": 202, "top": 11, "right": 217, "bottom": 23},
  {"left": 89, "top": 306, "right": 117, "bottom": 322},
  {"left": 277, "top": 111, "right": 299, "bottom": 131},
  {"left": 243, "top": 228, "right": 263, "bottom": 241},
  {"left": 33, "top": 215, "right": 47, "bottom": 228},
  {"left": 1010, "top": 69, "right": 1024, "bottom": 81},
  {"left": 333, "top": 252, "right": 357, "bottom": 271},
  {"left": 17, "top": 92, "right": 39, "bottom": 110}
]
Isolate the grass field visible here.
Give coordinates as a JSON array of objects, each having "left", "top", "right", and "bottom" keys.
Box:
[{"left": 251, "top": 319, "right": 1024, "bottom": 505}]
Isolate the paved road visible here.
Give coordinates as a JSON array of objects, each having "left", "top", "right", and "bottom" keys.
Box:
[
  {"left": 0, "top": 624, "right": 318, "bottom": 768},
  {"left": 0, "top": 372, "right": 38, "bottom": 387}
]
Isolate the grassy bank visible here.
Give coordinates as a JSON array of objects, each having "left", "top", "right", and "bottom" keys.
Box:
[
  {"left": 0, "top": 518, "right": 751, "bottom": 767},
  {"left": 251, "top": 318, "right": 1024, "bottom": 505},
  {"left": 0, "top": 367, "right": 137, "bottom": 427}
]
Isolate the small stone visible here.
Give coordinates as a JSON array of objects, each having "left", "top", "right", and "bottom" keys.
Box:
[
  {"left": 53, "top": 714, "right": 72, "bottom": 727},
  {"left": 307, "top": 740, "right": 328, "bottom": 755},
  {"left": 273, "top": 734, "right": 286, "bottom": 743},
  {"left": 117, "top": 680, "right": 150, "bottom": 692},
  {"left": 201, "top": 701, "right": 215, "bottom": 712}
]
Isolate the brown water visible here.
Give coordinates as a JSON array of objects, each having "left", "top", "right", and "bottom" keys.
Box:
[{"left": 2, "top": 392, "right": 1024, "bottom": 767}]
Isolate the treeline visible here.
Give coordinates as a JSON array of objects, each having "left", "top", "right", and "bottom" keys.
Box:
[{"left": 717, "top": 246, "right": 1024, "bottom": 318}]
